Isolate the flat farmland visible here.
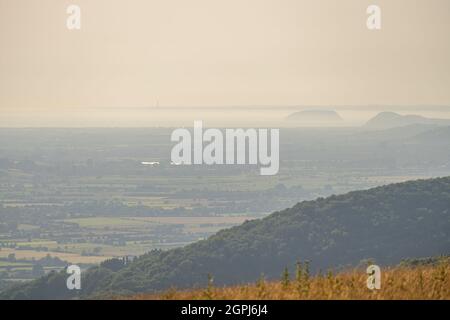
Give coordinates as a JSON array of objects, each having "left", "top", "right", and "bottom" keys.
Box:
[{"left": 0, "top": 248, "right": 111, "bottom": 264}]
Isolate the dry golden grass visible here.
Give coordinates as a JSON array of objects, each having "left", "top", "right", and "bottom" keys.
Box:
[{"left": 131, "top": 259, "right": 450, "bottom": 300}]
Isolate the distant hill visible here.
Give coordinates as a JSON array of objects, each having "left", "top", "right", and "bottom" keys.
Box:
[
  {"left": 2, "top": 177, "right": 450, "bottom": 299},
  {"left": 365, "top": 112, "right": 450, "bottom": 129},
  {"left": 353, "top": 124, "right": 439, "bottom": 142},
  {"left": 409, "top": 126, "right": 450, "bottom": 144},
  {"left": 286, "top": 110, "right": 343, "bottom": 125}
]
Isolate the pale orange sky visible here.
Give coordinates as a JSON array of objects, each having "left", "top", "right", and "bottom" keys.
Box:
[{"left": 1, "top": 0, "right": 450, "bottom": 113}]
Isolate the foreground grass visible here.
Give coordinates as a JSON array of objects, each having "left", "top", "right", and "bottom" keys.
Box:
[{"left": 130, "top": 259, "right": 450, "bottom": 300}]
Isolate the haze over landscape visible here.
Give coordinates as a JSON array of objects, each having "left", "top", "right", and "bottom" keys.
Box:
[
  {"left": 0, "top": 0, "right": 449, "bottom": 301},
  {"left": 1, "top": 0, "right": 450, "bottom": 127}
]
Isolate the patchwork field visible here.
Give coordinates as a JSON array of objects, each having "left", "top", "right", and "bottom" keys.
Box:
[
  {"left": 0, "top": 214, "right": 263, "bottom": 280},
  {"left": 0, "top": 248, "right": 111, "bottom": 265}
]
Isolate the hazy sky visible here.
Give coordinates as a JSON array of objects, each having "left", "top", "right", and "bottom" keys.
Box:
[{"left": 1, "top": 0, "right": 450, "bottom": 115}]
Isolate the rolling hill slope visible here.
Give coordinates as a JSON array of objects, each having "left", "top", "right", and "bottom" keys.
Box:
[
  {"left": 2, "top": 177, "right": 450, "bottom": 299},
  {"left": 365, "top": 112, "right": 450, "bottom": 129}
]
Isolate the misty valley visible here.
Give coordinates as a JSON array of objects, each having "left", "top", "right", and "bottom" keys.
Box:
[{"left": 0, "top": 122, "right": 449, "bottom": 294}]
